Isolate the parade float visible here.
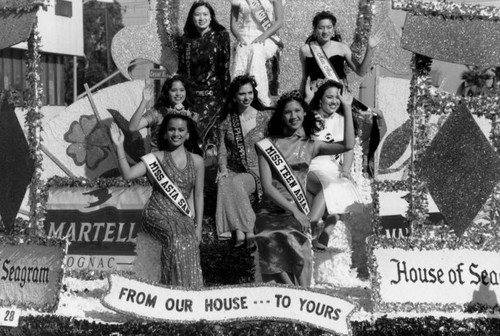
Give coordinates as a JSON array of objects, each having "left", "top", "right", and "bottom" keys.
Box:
[{"left": 1, "top": 0, "right": 500, "bottom": 335}]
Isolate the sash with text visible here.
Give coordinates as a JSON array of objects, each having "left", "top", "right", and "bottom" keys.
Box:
[
  {"left": 142, "top": 153, "right": 193, "bottom": 218},
  {"left": 256, "top": 138, "right": 310, "bottom": 214}
]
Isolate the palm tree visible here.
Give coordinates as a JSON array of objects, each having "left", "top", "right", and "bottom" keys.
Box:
[{"left": 457, "top": 66, "right": 499, "bottom": 97}]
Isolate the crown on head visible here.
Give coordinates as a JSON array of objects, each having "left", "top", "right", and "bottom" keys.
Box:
[
  {"left": 277, "top": 90, "right": 303, "bottom": 104},
  {"left": 163, "top": 104, "right": 199, "bottom": 122}
]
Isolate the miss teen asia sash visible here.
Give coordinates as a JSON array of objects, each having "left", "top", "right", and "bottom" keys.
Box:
[
  {"left": 246, "top": 0, "right": 284, "bottom": 49},
  {"left": 231, "top": 113, "right": 263, "bottom": 203},
  {"left": 141, "top": 153, "right": 193, "bottom": 218},
  {"left": 256, "top": 138, "right": 310, "bottom": 215}
]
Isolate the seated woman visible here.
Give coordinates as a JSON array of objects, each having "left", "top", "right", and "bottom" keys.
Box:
[
  {"left": 110, "top": 110, "right": 204, "bottom": 287},
  {"left": 229, "top": 0, "right": 284, "bottom": 107},
  {"left": 216, "top": 75, "right": 272, "bottom": 247},
  {"left": 129, "top": 75, "right": 197, "bottom": 151},
  {"left": 307, "top": 80, "right": 362, "bottom": 250},
  {"left": 255, "top": 90, "right": 354, "bottom": 287}
]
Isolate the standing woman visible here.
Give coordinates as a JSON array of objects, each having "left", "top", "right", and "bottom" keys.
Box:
[
  {"left": 178, "top": 1, "right": 231, "bottom": 141},
  {"left": 110, "top": 111, "right": 205, "bottom": 287},
  {"left": 216, "top": 75, "right": 273, "bottom": 246},
  {"left": 255, "top": 90, "right": 354, "bottom": 287},
  {"left": 299, "top": 10, "right": 381, "bottom": 95},
  {"left": 129, "top": 75, "right": 196, "bottom": 151},
  {"left": 229, "top": 0, "right": 284, "bottom": 107}
]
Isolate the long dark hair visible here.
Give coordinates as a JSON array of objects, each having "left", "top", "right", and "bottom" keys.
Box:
[
  {"left": 219, "top": 75, "right": 267, "bottom": 121},
  {"left": 267, "top": 92, "right": 320, "bottom": 138},
  {"left": 305, "top": 11, "right": 342, "bottom": 43},
  {"left": 309, "top": 80, "right": 345, "bottom": 115},
  {"left": 184, "top": 1, "right": 226, "bottom": 38},
  {"left": 309, "top": 80, "right": 359, "bottom": 135},
  {"left": 157, "top": 114, "right": 203, "bottom": 155},
  {"left": 154, "top": 75, "right": 193, "bottom": 111}
]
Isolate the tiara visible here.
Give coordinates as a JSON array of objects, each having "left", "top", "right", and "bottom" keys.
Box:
[
  {"left": 277, "top": 90, "right": 303, "bottom": 104},
  {"left": 164, "top": 104, "right": 199, "bottom": 122}
]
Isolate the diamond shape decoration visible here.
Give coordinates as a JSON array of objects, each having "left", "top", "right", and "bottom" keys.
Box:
[
  {"left": 417, "top": 104, "right": 500, "bottom": 236},
  {"left": 0, "top": 96, "right": 34, "bottom": 232}
]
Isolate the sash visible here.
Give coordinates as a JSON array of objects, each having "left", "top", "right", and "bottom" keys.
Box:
[
  {"left": 231, "top": 112, "right": 263, "bottom": 204},
  {"left": 309, "top": 42, "right": 340, "bottom": 82},
  {"left": 256, "top": 138, "right": 310, "bottom": 215},
  {"left": 141, "top": 153, "right": 193, "bottom": 218},
  {"left": 246, "top": 0, "right": 284, "bottom": 49},
  {"left": 309, "top": 42, "right": 369, "bottom": 111}
]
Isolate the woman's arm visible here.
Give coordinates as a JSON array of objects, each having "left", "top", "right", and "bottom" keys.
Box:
[
  {"left": 258, "top": 150, "right": 310, "bottom": 231},
  {"left": 343, "top": 31, "right": 382, "bottom": 76},
  {"left": 217, "top": 120, "right": 229, "bottom": 179},
  {"left": 110, "top": 123, "right": 147, "bottom": 179},
  {"left": 192, "top": 154, "right": 205, "bottom": 243},
  {"left": 252, "top": 0, "right": 284, "bottom": 44},
  {"left": 230, "top": 5, "right": 246, "bottom": 45},
  {"left": 219, "top": 31, "right": 232, "bottom": 94},
  {"left": 299, "top": 45, "right": 309, "bottom": 96},
  {"left": 129, "top": 83, "right": 154, "bottom": 131}
]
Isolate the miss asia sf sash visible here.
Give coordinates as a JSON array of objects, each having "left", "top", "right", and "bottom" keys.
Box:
[
  {"left": 141, "top": 153, "right": 193, "bottom": 218},
  {"left": 256, "top": 139, "right": 310, "bottom": 214}
]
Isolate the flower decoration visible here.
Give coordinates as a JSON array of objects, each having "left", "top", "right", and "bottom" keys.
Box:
[{"left": 64, "top": 115, "right": 110, "bottom": 170}]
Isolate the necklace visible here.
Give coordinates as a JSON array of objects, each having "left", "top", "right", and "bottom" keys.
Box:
[{"left": 239, "top": 109, "right": 257, "bottom": 123}]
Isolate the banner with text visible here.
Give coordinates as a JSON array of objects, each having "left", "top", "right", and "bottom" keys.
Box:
[
  {"left": 0, "top": 241, "right": 65, "bottom": 312},
  {"left": 103, "top": 275, "right": 356, "bottom": 335},
  {"left": 374, "top": 248, "right": 500, "bottom": 309},
  {"left": 44, "top": 186, "right": 151, "bottom": 271}
]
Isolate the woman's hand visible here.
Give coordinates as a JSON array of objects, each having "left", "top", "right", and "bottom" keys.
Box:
[
  {"left": 292, "top": 208, "right": 310, "bottom": 234},
  {"left": 252, "top": 35, "right": 266, "bottom": 45},
  {"left": 110, "top": 123, "right": 124, "bottom": 147},
  {"left": 304, "top": 76, "right": 316, "bottom": 103},
  {"left": 196, "top": 229, "right": 202, "bottom": 245},
  {"left": 340, "top": 170, "right": 355, "bottom": 182},
  {"left": 216, "top": 169, "right": 228, "bottom": 182},
  {"left": 367, "top": 30, "right": 383, "bottom": 49},
  {"left": 142, "top": 83, "right": 154, "bottom": 102},
  {"left": 339, "top": 90, "right": 354, "bottom": 107},
  {"left": 237, "top": 38, "right": 247, "bottom": 47}
]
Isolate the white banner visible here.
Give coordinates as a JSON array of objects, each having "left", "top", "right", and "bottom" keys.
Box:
[
  {"left": 102, "top": 275, "right": 356, "bottom": 335},
  {"left": 374, "top": 248, "right": 500, "bottom": 306}
]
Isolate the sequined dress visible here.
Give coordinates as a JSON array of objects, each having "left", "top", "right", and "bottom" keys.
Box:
[
  {"left": 216, "top": 110, "right": 272, "bottom": 239},
  {"left": 310, "top": 113, "right": 362, "bottom": 214},
  {"left": 255, "top": 129, "right": 314, "bottom": 286},
  {"left": 178, "top": 30, "right": 231, "bottom": 134},
  {"left": 230, "top": 0, "right": 282, "bottom": 106},
  {"left": 142, "top": 150, "right": 203, "bottom": 287}
]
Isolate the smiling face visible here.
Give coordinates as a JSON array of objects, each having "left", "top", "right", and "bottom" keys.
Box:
[
  {"left": 320, "top": 87, "right": 341, "bottom": 116},
  {"left": 165, "top": 118, "right": 189, "bottom": 148},
  {"left": 282, "top": 100, "right": 305, "bottom": 133},
  {"left": 168, "top": 80, "right": 186, "bottom": 106},
  {"left": 192, "top": 5, "right": 211, "bottom": 34},
  {"left": 235, "top": 83, "right": 254, "bottom": 111},
  {"left": 314, "top": 18, "right": 335, "bottom": 44}
]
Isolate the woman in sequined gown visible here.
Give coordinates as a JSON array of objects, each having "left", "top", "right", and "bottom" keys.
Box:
[
  {"left": 255, "top": 90, "right": 354, "bottom": 287},
  {"left": 216, "top": 75, "right": 272, "bottom": 247},
  {"left": 110, "top": 113, "right": 205, "bottom": 287},
  {"left": 178, "top": 1, "right": 231, "bottom": 140},
  {"left": 229, "top": 0, "right": 283, "bottom": 107}
]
